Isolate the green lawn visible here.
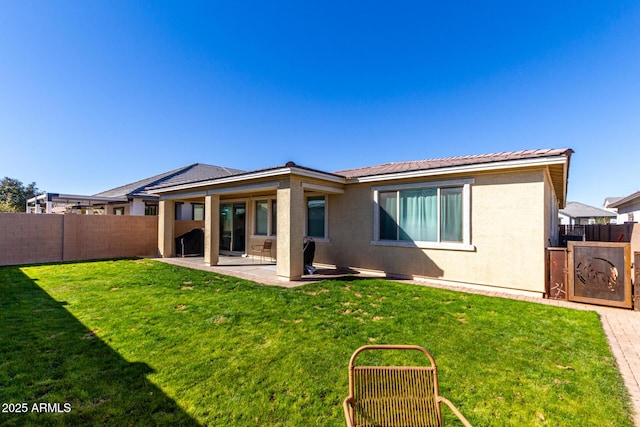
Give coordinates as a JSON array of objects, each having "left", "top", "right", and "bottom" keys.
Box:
[{"left": 0, "top": 259, "right": 633, "bottom": 426}]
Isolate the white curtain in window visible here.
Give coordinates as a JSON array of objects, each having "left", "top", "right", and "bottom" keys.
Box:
[
  {"left": 440, "top": 188, "right": 462, "bottom": 242},
  {"left": 399, "top": 189, "right": 437, "bottom": 241}
]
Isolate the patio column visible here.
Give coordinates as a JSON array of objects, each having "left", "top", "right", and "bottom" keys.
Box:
[
  {"left": 158, "top": 199, "right": 175, "bottom": 257},
  {"left": 204, "top": 194, "right": 220, "bottom": 266},
  {"left": 276, "top": 177, "right": 304, "bottom": 281}
]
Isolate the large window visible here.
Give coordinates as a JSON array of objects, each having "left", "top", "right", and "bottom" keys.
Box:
[
  {"left": 254, "top": 199, "right": 277, "bottom": 236},
  {"left": 307, "top": 196, "right": 326, "bottom": 239},
  {"left": 374, "top": 179, "right": 472, "bottom": 250}
]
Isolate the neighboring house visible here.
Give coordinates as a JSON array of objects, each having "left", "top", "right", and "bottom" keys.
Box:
[
  {"left": 604, "top": 197, "right": 623, "bottom": 210},
  {"left": 606, "top": 191, "right": 640, "bottom": 224},
  {"left": 27, "top": 164, "right": 244, "bottom": 216},
  {"left": 150, "top": 148, "right": 573, "bottom": 296},
  {"left": 558, "top": 201, "right": 616, "bottom": 225}
]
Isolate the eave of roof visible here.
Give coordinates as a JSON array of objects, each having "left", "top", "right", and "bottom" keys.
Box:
[
  {"left": 148, "top": 149, "right": 573, "bottom": 208},
  {"left": 148, "top": 161, "right": 346, "bottom": 194},
  {"left": 609, "top": 190, "right": 640, "bottom": 208},
  {"left": 334, "top": 148, "right": 573, "bottom": 179},
  {"left": 334, "top": 148, "right": 573, "bottom": 208}
]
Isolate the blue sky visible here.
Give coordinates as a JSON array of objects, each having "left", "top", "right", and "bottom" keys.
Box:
[{"left": 0, "top": 1, "right": 638, "bottom": 207}]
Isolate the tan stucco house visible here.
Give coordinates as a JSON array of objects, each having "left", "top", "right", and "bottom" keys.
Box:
[
  {"left": 606, "top": 191, "right": 640, "bottom": 225},
  {"left": 151, "top": 148, "right": 572, "bottom": 296}
]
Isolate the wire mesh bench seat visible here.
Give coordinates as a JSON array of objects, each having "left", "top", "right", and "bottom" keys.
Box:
[{"left": 343, "top": 345, "right": 472, "bottom": 427}]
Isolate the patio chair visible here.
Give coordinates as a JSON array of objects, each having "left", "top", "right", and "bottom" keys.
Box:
[
  {"left": 251, "top": 239, "right": 274, "bottom": 263},
  {"left": 343, "top": 345, "right": 472, "bottom": 427}
]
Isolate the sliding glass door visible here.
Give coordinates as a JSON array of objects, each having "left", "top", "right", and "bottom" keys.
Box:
[{"left": 220, "top": 203, "right": 246, "bottom": 253}]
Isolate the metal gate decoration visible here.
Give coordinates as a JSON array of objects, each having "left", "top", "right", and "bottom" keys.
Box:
[
  {"left": 567, "top": 242, "right": 632, "bottom": 309},
  {"left": 547, "top": 248, "right": 568, "bottom": 300},
  {"left": 635, "top": 252, "right": 640, "bottom": 309}
]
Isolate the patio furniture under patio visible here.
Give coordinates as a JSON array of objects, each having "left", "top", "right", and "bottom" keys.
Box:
[{"left": 251, "top": 239, "right": 274, "bottom": 263}]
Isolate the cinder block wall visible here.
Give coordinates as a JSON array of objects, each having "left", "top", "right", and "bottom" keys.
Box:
[
  {"left": 0, "top": 214, "right": 158, "bottom": 266},
  {"left": 0, "top": 213, "right": 64, "bottom": 265},
  {"left": 62, "top": 215, "right": 158, "bottom": 261}
]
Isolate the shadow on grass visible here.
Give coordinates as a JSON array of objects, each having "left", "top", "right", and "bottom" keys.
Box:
[{"left": 0, "top": 266, "right": 200, "bottom": 426}]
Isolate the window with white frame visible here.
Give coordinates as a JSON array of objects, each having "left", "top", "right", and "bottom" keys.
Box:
[
  {"left": 254, "top": 199, "right": 277, "bottom": 236},
  {"left": 373, "top": 179, "right": 473, "bottom": 250},
  {"left": 307, "top": 195, "right": 327, "bottom": 239}
]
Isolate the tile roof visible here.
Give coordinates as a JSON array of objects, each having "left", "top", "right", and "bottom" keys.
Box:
[
  {"left": 94, "top": 163, "right": 245, "bottom": 198},
  {"left": 147, "top": 161, "right": 346, "bottom": 192},
  {"left": 603, "top": 197, "right": 624, "bottom": 208},
  {"left": 334, "top": 148, "right": 573, "bottom": 179},
  {"left": 560, "top": 201, "right": 616, "bottom": 219}
]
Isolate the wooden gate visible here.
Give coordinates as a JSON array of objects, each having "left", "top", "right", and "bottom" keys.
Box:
[{"left": 567, "top": 242, "right": 632, "bottom": 309}]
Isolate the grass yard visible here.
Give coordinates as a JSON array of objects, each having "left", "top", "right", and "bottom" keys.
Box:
[{"left": 0, "top": 259, "right": 633, "bottom": 426}]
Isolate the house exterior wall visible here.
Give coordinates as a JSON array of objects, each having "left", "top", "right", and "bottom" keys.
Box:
[
  {"left": 616, "top": 200, "right": 640, "bottom": 224},
  {"left": 130, "top": 199, "right": 146, "bottom": 215},
  {"left": 559, "top": 212, "right": 573, "bottom": 225},
  {"left": 175, "top": 220, "right": 205, "bottom": 238},
  {"left": 153, "top": 163, "right": 563, "bottom": 291},
  {"left": 316, "top": 169, "right": 550, "bottom": 293},
  {"left": 106, "top": 198, "right": 158, "bottom": 216},
  {"left": 544, "top": 169, "right": 560, "bottom": 247}
]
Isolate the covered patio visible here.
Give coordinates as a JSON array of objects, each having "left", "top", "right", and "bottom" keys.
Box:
[
  {"left": 150, "top": 162, "right": 347, "bottom": 282},
  {"left": 156, "top": 255, "right": 372, "bottom": 287}
]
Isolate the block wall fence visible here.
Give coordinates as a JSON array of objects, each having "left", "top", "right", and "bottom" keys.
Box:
[{"left": 0, "top": 213, "right": 161, "bottom": 266}]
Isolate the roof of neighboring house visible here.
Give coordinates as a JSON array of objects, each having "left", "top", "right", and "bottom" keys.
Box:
[
  {"left": 559, "top": 201, "right": 616, "bottom": 219},
  {"left": 94, "top": 163, "right": 245, "bottom": 199},
  {"left": 334, "top": 148, "right": 573, "bottom": 179},
  {"left": 608, "top": 191, "right": 640, "bottom": 209},
  {"left": 604, "top": 196, "right": 624, "bottom": 208}
]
